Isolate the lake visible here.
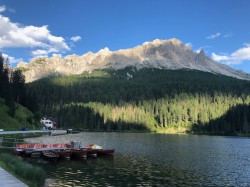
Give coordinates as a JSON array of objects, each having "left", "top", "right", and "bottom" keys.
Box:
[{"left": 7, "top": 133, "right": 250, "bottom": 186}]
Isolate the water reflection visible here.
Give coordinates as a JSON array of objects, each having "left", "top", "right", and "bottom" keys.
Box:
[{"left": 2, "top": 133, "right": 250, "bottom": 186}]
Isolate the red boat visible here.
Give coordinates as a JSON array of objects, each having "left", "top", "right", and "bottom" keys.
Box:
[
  {"left": 13, "top": 148, "right": 24, "bottom": 156},
  {"left": 87, "top": 144, "right": 114, "bottom": 156},
  {"left": 57, "top": 149, "right": 72, "bottom": 159},
  {"left": 96, "top": 149, "right": 115, "bottom": 156},
  {"left": 72, "top": 149, "right": 88, "bottom": 158},
  {"left": 42, "top": 150, "right": 60, "bottom": 159},
  {"left": 87, "top": 149, "right": 98, "bottom": 157}
]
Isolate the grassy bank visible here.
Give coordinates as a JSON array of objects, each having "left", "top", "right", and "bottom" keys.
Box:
[
  {"left": 0, "top": 153, "right": 46, "bottom": 187},
  {"left": 0, "top": 98, "right": 40, "bottom": 131}
]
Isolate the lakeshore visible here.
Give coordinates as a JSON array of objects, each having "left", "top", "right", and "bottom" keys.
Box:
[{"left": 0, "top": 167, "right": 28, "bottom": 187}]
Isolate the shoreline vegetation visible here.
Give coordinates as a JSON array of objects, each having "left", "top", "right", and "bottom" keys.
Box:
[
  {"left": 1, "top": 128, "right": 249, "bottom": 137},
  {"left": 0, "top": 153, "right": 46, "bottom": 187}
]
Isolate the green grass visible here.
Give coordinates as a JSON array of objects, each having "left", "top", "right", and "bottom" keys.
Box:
[
  {"left": 0, "top": 153, "right": 46, "bottom": 187},
  {"left": 0, "top": 98, "right": 40, "bottom": 131}
]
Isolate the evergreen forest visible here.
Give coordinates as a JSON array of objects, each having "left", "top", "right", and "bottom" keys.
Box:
[
  {"left": 0, "top": 53, "right": 39, "bottom": 130},
  {"left": 27, "top": 67, "right": 250, "bottom": 135}
]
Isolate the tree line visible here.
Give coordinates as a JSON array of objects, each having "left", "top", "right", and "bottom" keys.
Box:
[
  {"left": 0, "top": 53, "right": 38, "bottom": 117},
  {"left": 27, "top": 67, "right": 250, "bottom": 134}
]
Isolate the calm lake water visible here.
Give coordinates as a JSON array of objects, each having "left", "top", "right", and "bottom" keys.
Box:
[{"left": 4, "top": 133, "right": 250, "bottom": 186}]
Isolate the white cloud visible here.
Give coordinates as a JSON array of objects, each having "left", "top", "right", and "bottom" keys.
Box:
[
  {"left": 195, "top": 45, "right": 210, "bottom": 53},
  {"left": 8, "top": 8, "right": 15, "bottom": 13},
  {"left": 212, "top": 53, "right": 230, "bottom": 61},
  {"left": 0, "top": 14, "right": 70, "bottom": 56},
  {"left": 2, "top": 53, "right": 23, "bottom": 64},
  {"left": 0, "top": 5, "right": 6, "bottom": 12},
  {"left": 195, "top": 49, "right": 202, "bottom": 53},
  {"left": 70, "top": 36, "right": 81, "bottom": 42},
  {"left": 224, "top": 33, "right": 233, "bottom": 38},
  {"left": 52, "top": 53, "right": 62, "bottom": 58},
  {"left": 206, "top": 32, "right": 221, "bottom": 39},
  {"left": 212, "top": 43, "right": 250, "bottom": 65},
  {"left": 185, "top": 43, "right": 192, "bottom": 48},
  {"left": 30, "top": 49, "right": 48, "bottom": 57},
  {"left": 0, "top": 5, "right": 15, "bottom": 13}
]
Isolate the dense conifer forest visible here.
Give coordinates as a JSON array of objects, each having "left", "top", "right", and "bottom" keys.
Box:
[
  {"left": 0, "top": 54, "right": 38, "bottom": 115},
  {"left": 27, "top": 67, "right": 250, "bottom": 135},
  {"left": 0, "top": 54, "right": 39, "bottom": 129}
]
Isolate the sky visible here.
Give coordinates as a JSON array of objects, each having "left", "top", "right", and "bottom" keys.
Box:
[{"left": 0, "top": 0, "right": 250, "bottom": 73}]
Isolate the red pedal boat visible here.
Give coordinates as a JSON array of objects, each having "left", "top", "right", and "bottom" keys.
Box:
[{"left": 72, "top": 149, "right": 88, "bottom": 158}]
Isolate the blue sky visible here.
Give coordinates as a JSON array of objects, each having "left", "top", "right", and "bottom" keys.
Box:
[{"left": 0, "top": 0, "right": 250, "bottom": 72}]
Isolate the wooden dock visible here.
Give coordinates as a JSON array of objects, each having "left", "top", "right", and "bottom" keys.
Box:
[{"left": 0, "top": 167, "right": 28, "bottom": 187}]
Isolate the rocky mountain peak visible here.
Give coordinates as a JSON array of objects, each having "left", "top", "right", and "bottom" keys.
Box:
[
  {"left": 15, "top": 38, "right": 250, "bottom": 82},
  {"left": 199, "top": 49, "right": 205, "bottom": 56}
]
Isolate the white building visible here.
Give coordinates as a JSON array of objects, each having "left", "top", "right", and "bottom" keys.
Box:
[{"left": 40, "top": 119, "right": 53, "bottom": 129}]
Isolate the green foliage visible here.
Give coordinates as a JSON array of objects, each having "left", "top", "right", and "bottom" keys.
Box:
[
  {"left": 0, "top": 98, "right": 39, "bottom": 130},
  {"left": 11, "top": 69, "right": 26, "bottom": 103},
  {"left": 7, "top": 99, "right": 15, "bottom": 117},
  {"left": 27, "top": 67, "right": 250, "bottom": 134},
  {"left": 0, "top": 53, "right": 39, "bottom": 130},
  {"left": 0, "top": 153, "right": 46, "bottom": 186}
]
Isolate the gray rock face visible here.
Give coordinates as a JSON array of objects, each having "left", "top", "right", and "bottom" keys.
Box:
[{"left": 16, "top": 38, "right": 250, "bottom": 82}]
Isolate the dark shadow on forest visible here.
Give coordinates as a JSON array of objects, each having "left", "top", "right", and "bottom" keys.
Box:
[
  {"left": 54, "top": 104, "right": 150, "bottom": 131},
  {"left": 190, "top": 104, "right": 250, "bottom": 135}
]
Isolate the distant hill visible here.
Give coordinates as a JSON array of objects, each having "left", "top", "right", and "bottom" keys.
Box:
[{"left": 17, "top": 38, "right": 250, "bottom": 82}]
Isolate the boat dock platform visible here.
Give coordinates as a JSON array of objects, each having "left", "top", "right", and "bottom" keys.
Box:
[{"left": 0, "top": 167, "right": 28, "bottom": 187}]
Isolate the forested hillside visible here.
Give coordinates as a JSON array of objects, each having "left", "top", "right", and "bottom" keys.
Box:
[
  {"left": 0, "top": 54, "right": 39, "bottom": 130},
  {"left": 27, "top": 67, "right": 250, "bottom": 134}
]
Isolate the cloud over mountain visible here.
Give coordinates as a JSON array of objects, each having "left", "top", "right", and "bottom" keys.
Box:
[
  {"left": 212, "top": 43, "right": 250, "bottom": 65},
  {"left": 0, "top": 14, "right": 70, "bottom": 57}
]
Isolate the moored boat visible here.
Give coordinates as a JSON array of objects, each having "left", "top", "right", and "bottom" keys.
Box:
[
  {"left": 25, "top": 149, "right": 35, "bottom": 155},
  {"left": 72, "top": 149, "right": 88, "bottom": 158},
  {"left": 87, "top": 149, "right": 98, "bottom": 157},
  {"left": 86, "top": 144, "right": 114, "bottom": 157},
  {"left": 42, "top": 150, "right": 60, "bottom": 159},
  {"left": 31, "top": 151, "right": 42, "bottom": 158},
  {"left": 13, "top": 148, "right": 24, "bottom": 156},
  {"left": 58, "top": 149, "right": 72, "bottom": 159},
  {"left": 96, "top": 149, "right": 115, "bottom": 156}
]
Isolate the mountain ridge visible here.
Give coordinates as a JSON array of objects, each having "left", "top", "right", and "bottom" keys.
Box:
[{"left": 16, "top": 38, "right": 250, "bottom": 82}]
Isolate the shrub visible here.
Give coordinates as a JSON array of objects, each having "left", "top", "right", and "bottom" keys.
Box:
[{"left": 0, "top": 153, "right": 46, "bottom": 186}]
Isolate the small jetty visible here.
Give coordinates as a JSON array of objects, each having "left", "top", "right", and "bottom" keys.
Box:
[{"left": 13, "top": 141, "right": 114, "bottom": 160}]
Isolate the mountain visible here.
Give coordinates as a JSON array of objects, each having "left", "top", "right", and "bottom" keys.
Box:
[{"left": 16, "top": 38, "right": 250, "bottom": 82}]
